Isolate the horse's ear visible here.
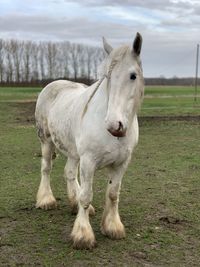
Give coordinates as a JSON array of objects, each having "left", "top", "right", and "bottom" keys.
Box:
[
  {"left": 133, "top": 32, "right": 142, "bottom": 56},
  {"left": 102, "top": 37, "right": 113, "bottom": 55}
]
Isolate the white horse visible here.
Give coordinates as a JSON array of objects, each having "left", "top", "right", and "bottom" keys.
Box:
[{"left": 35, "top": 33, "right": 144, "bottom": 249}]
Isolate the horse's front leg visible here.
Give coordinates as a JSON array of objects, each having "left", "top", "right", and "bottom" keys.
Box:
[
  {"left": 71, "top": 156, "right": 96, "bottom": 249},
  {"left": 64, "top": 157, "right": 95, "bottom": 216},
  {"left": 101, "top": 162, "right": 128, "bottom": 239},
  {"left": 64, "top": 157, "right": 80, "bottom": 214}
]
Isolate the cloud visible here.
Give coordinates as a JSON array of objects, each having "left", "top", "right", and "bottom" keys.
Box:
[
  {"left": 0, "top": 13, "right": 138, "bottom": 44},
  {"left": 66, "top": 0, "right": 199, "bottom": 12},
  {"left": 0, "top": 0, "right": 199, "bottom": 77}
]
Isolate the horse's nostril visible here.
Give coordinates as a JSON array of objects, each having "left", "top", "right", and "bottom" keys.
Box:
[
  {"left": 107, "top": 121, "right": 127, "bottom": 137},
  {"left": 118, "top": 121, "right": 123, "bottom": 132}
]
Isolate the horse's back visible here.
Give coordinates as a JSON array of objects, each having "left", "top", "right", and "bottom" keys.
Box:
[
  {"left": 37, "top": 79, "right": 85, "bottom": 106},
  {"left": 35, "top": 80, "right": 86, "bottom": 137}
]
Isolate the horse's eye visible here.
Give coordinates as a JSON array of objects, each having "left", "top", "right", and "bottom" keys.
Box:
[{"left": 130, "top": 73, "right": 137, "bottom": 80}]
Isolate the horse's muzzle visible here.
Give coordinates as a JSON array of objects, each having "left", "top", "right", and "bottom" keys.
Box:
[{"left": 107, "top": 121, "right": 127, "bottom": 137}]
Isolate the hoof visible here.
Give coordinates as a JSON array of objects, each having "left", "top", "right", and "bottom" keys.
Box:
[
  {"left": 71, "top": 235, "right": 97, "bottom": 250},
  {"left": 101, "top": 226, "right": 125, "bottom": 239},
  {"left": 101, "top": 217, "right": 125, "bottom": 239},
  {"left": 71, "top": 220, "right": 96, "bottom": 250},
  {"left": 36, "top": 195, "right": 57, "bottom": 210}
]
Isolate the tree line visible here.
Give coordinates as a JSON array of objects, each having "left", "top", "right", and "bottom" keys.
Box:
[
  {"left": 0, "top": 39, "right": 105, "bottom": 85},
  {"left": 0, "top": 38, "right": 199, "bottom": 86},
  {"left": 145, "top": 77, "right": 199, "bottom": 86}
]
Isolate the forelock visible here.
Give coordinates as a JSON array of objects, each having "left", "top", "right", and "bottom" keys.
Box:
[
  {"left": 110, "top": 45, "right": 130, "bottom": 62},
  {"left": 98, "top": 45, "right": 142, "bottom": 78}
]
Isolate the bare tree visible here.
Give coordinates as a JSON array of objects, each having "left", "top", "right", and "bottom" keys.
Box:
[
  {"left": 5, "top": 41, "right": 14, "bottom": 82},
  {"left": 0, "top": 39, "right": 4, "bottom": 82},
  {"left": 70, "top": 43, "right": 82, "bottom": 80},
  {"left": 56, "top": 42, "right": 70, "bottom": 79},
  {"left": 93, "top": 48, "right": 105, "bottom": 80},
  {"left": 78, "top": 46, "right": 86, "bottom": 79},
  {"left": 31, "top": 43, "right": 39, "bottom": 81},
  {"left": 0, "top": 38, "right": 106, "bottom": 84},
  {"left": 38, "top": 42, "right": 46, "bottom": 80},
  {"left": 85, "top": 46, "right": 94, "bottom": 81},
  {"left": 9, "top": 40, "right": 24, "bottom": 82},
  {"left": 62, "top": 41, "right": 70, "bottom": 78},
  {"left": 45, "top": 42, "right": 58, "bottom": 79},
  {"left": 22, "top": 41, "right": 33, "bottom": 82},
  {"left": 62, "top": 42, "right": 70, "bottom": 78}
]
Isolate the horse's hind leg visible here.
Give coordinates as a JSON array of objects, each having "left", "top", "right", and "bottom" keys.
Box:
[
  {"left": 36, "top": 140, "right": 57, "bottom": 210},
  {"left": 64, "top": 157, "right": 95, "bottom": 215}
]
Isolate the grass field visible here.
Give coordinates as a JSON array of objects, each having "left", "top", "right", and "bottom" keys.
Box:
[
  {"left": 0, "top": 85, "right": 200, "bottom": 116},
  {"left": 0, "top": 87, "right": 41, "bottom": 101},
  {"left": 142, "top": 86, "right": 200, "bottom": 116},
  {"left": 145, "top": 86, "right": 197, "bottom": 96},
  {"left": 0, "top": 86, "right": 200, "bottom": 266}
]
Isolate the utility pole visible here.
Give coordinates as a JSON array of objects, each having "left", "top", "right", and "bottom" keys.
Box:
[{"left": 194, "top": 44, "right": 199, "bottom": 102}]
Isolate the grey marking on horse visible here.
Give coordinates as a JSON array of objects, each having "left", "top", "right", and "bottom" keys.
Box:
[{"left": 52, "top": 132, "right": 68, "bottom": 153}]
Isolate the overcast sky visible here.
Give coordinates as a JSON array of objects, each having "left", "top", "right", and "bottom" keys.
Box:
[{"left": 0, "top": 0, "right": 199, "bottom": 77}]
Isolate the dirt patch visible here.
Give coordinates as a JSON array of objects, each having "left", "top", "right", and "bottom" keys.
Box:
[
  {"left": 159, "top": 216, "right": 189, "bottom": 232},
  {"left": 6, "top": 101, "right": 200, "bottom": 127},
  {"left": 127, "top": 250, "right": 158, "bottom": 267},
  {"left": 10, "top": 102, "right": 36, "bottom": 125},
  {"left": 159, "top": 216, "right": 186, "bottom": 225},
  {"left": 0, "top": 216, "right": 17, "bottom": 241}
]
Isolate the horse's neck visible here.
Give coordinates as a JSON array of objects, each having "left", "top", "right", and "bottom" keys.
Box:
[
  {"left": 82, "top": 78, "right": 108, "bottom": 111},
  {"left": 90, "top": 78, "right": 108, "bottom": 107}
]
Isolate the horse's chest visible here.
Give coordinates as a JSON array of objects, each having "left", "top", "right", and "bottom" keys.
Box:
[{"left": 95, "top": 142, "right": 131, "bottom": 168}]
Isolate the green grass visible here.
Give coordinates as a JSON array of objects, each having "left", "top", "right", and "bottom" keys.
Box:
[
  {"left": 0, "top": 85, "right": 200, "bottom": 116},
  {"left": 141, "top": 86, "right": 200, "bottom": 116},
  {"left": 0, "top": 101, "right": 200, "bottom": 266},
  {"left": 141, "top": 96, "right": 200, "bottom": 116},
  {"left": 0, "top": 87, "right": 41, "bottom": 101},
  {"left": 145, "top": 86, "right": 197, "bottom": 96}
]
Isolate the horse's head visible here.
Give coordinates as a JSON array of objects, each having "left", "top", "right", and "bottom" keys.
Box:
[{"left": 102, "top": 33, "right": 144, "bottom": 138}]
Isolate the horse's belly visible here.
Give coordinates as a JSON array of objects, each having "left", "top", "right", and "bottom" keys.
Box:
[{"left": 48, "top": 122, "right": 78, "bottom": 158}]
